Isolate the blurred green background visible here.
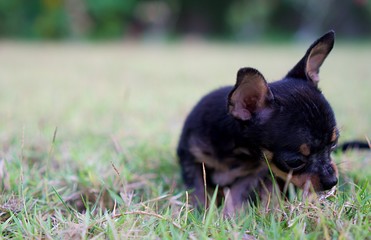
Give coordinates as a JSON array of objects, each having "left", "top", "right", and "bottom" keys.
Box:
[
  {"left": 1, "top": 0, "right": 371, "bottom": 40},
  {"left": 0, "top": 0, "right": 370, "bottom": 141}
]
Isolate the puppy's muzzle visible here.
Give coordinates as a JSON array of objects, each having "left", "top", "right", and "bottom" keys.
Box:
[{"left": 318, "top": 161, "right": 338, "bottom": 191}]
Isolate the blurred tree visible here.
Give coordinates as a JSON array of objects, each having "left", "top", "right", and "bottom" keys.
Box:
[
  {"left": 0, "top": 0, "right": 69, "bottom": 39},
  {"left": 34, "top": 0, "right": 69, "bottom": 39},
  {"left": 0, "top": 0, "right": 38, "bottom": 38},
  {"left": 226, "top": 0, "right": 273, "bottom": 40},
  {"left": 175, "top": 0, "right": 232, "bottom": 36},
  {"left": 0, "top": 0, "right": 370, "bottom": 40},
  {"left": 267, "top": 0, "right": 371, "bottom": 39},
  {"left": 65, "top": 0, "right": 92, "bottom": 38},
  {"left": 85, "top": 0, "right": 137, "bottom": 38},
  {"left": 130, "top": 1, "right": 174, "bottom": 39}
]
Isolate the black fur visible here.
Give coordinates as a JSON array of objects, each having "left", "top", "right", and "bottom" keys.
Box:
[{"left": 177, "top": 31, "right": 346, "bottom": 212}]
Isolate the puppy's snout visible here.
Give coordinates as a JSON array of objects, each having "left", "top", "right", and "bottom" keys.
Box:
[
  {"left": 321, "top": 177, "right": 338, "bottom": 190},
  {"left": 320, "top": 162, "right": 338, "bottom": 190}
]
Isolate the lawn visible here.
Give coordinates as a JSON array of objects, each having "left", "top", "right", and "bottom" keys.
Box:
[{"left": 0, "top": 40, "right": 370, "bottom": 239}]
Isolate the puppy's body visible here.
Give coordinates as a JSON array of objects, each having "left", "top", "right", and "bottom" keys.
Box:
[{"left": 177, "top": 31, "right": 339, "bottom": 213}]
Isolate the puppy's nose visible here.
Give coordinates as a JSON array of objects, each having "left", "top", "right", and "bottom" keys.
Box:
[{"left": 321, "top": 177, "right": 338, "bottom": 190}]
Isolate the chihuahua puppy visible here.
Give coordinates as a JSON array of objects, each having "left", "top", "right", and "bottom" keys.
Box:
[{"left": 177, "top": 31, "right": 339, "bottom": 214}]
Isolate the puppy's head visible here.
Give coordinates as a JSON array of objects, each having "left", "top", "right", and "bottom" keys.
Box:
[{"left": 228, "top": 31, "right": 338, "bottom": 191}]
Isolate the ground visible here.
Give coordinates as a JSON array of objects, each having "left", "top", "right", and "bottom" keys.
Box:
[{"left": 0, "top": 40, "right": 370, "bottom": 239}]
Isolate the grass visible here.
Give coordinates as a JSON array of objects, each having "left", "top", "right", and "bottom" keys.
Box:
[{"left": 0, "top": 40, "right": 370, "bottom": 239}]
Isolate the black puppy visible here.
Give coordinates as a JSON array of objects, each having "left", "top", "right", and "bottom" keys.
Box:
[{"left": 177, "top": 31, "right": 340, "bottom": 214}]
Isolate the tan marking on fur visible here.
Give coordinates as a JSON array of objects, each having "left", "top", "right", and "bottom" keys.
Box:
[
  {"left": 262, "top": 149, "right": 274, "bottom": 161},
  {"left": 212, "top": 168, "right": 242, "bottom": 186},
  {"left": 291, "top": 174, "right": 321, "bottom": 191},
  {"left": 268, "top": 163, "right": 288, "bottom": 182},
  {"left": 191, "top": 145, "right": 262, "bottom": 186},
  {"left": 190, "top": 139, "right": 267, "bottom": 186},
  {"left": 299, "top": 144, "right": 311, "bottom": 156},
  {"left": 331, "top": 128, "right": 338, "bottom": 142},
  {"left": 212, "top": 165, "right": 258, "bottom": 186},
  {"left": 189, "top": 145, "right": 229, "bottom": 171},
  {"left": 232, "top": 147, "right": 251, "bottom": 155},
  {"left": 264, "top": 150, "right": 324, "bottom": 191},
  {"left": 268, "top": 163, "right": 321, "bottom": 191}
]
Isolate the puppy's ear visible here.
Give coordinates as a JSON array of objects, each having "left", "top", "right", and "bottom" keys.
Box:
[
  {"left": 228, "top": 68, "right": 273, "bottom": 121},
  {"left": 286, "top": 30, "right": 335, "bottom": 86}
]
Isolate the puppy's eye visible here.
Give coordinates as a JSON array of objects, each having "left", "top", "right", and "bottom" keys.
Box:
[{"left": 284, "top": 158, "right": 307, "bottom": 171}]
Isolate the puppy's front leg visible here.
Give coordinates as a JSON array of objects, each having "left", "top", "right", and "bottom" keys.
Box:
[
  {"left": 223, "top": 175, "right": 260, "bottom": 216},
  {"left": 189, "top": 165, "right": 207, "bottom": 208}
]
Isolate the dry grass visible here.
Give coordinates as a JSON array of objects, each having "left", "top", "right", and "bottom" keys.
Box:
[{"left": 0, "top": 40, "right": 370, "bottom": 239}]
